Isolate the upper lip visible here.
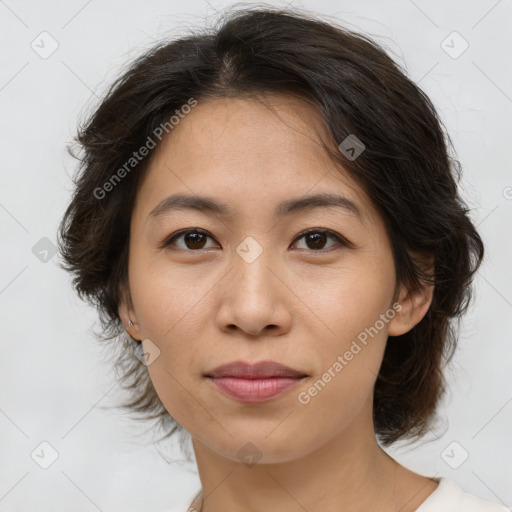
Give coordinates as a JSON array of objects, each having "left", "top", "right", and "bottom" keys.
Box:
[{"left": 205, "top": 360, "right": 308, "bottom": 379}]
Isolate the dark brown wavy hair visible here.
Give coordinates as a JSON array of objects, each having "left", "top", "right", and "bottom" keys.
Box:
[{"left": 57, "top": 5, "right": 484, "bottom": 454}]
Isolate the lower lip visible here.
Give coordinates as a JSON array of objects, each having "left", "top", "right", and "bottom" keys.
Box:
[{"left": 208, "top": 376, "right": 305, "bottom": 403}]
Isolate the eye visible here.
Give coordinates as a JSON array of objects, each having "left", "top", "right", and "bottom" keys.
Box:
[
  {"left": 291, "top": 228, "right": 347, "bottom": 252},
  {"left": 161, "top": 228, "right": 348, "bottom": 252},
  {"left": 161, "top": 228, "right": 219, "bottom": 251}
]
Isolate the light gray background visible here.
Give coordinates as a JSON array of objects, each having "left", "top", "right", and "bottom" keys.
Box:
[{"left": 1, "top": 0, "right": 511, "bottom": 510}]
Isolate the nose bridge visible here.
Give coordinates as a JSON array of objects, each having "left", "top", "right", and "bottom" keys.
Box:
[
  {"left": 232, "top": 234, "right": 276, "bottom": 303},
  {"left": 215, "top": 233, "right": 290, "bottom": 336}
]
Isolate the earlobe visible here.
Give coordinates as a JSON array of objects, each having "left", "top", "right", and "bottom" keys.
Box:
[
  {"left": 118, "top": 302, "right": 135, "bottom": 330},
  {"left": 125, "top": 311, "right": 134, "bottom": 327},
  {"left": 388, "top": 282, "right": 434, "bottom": 337},
  {"left": 118, "top": 286, "right": 141, "bottom": 340},
  {"left": 388, "top": 252, "right": 434, "bottom": 337},
  {"left": 121, "top": 306, "right": 141, "bottom": 341}
]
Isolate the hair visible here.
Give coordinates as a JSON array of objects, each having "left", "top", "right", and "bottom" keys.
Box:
[{"left": 57, "top": 4, "right": 484, "bottom": 453}]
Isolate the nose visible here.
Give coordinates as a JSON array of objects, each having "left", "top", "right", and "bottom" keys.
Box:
[{"left": 215, "top": 245, "right": 292, "bottom": 338}]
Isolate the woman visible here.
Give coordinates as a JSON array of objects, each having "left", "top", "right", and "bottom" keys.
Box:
[{"left": 57, "top": 6, "right": 508, "bottom": 512}]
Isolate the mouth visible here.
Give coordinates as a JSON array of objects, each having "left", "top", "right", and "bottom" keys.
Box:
[
  {"left": 204, "top": 360, "right": 308, "bottom": 379},
  {"left": 207, "top": 376, "right": 306, "bottom": 403},
  {"left": 204, "top": 360, "right": 308, "bottom": 403}
]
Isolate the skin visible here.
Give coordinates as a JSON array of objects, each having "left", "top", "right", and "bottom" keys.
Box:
[{"left": 120, "top": 93, "right": 438, "bottom": 512}]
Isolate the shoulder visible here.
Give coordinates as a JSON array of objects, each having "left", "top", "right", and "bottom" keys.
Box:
[{"left": 416, "top": 477, "right": 510, "bottom": 512}]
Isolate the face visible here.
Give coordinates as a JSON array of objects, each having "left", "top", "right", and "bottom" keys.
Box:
[{"left": 121, "top": 94, "right": 429, "bottom": 464}]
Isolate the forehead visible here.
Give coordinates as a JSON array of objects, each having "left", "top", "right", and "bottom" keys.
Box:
[
  {"left": 154, "top": 93, "right": 336, "bottom": 170},
  {"left": 134, "top": 93, "right": 379, "bottom": 227}
]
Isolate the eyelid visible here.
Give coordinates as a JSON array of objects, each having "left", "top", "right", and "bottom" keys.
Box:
[
  {"left": 159, "top": 228, "right": 215, "bottom": 250},
  {"left": 161, "top": 227, "right": 353, "bottom": 251},
  {"left": 291, "top": 227, "right": 351, "bottom": 251}
]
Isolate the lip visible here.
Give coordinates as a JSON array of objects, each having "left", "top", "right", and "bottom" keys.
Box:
[
  {"left": 205, "top": 360, "right": 308, "bottom": 404},
  {"left": 208, "top": 376, "right": 305, "bottom": 403},
  {"left": 205, "top": 360, "right": 307, "bottom": 379}
]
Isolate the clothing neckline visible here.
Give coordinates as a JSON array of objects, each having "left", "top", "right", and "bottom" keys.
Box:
[
  {"left": 185, "top": 476, "right": 456, "bottom": 512},
  {"left": 413, "top": 476, "right": 445, "bottom": 510}
]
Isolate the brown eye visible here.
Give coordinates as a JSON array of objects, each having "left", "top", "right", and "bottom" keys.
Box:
[
  {"left": 292, "top": 229, "right": 346, "bottom": 251},
  {"left": 161, "top": 228, "right": 349, "bottom": 253},
  {"left": 162, "top": 229, "right": 218, "bottom": 251}
]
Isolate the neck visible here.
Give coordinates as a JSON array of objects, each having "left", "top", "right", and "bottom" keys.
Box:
[{"left": 189, "top": 407, "right": 435, "bottom": 512}]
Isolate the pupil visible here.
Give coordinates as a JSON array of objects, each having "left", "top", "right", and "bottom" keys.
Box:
[
  {"left": 183, "top": 231, "right": 327, "bottom": 250},
  {"left": 186, "top": 232, "right": 206, "bottom": 249},
  {"left": 307, "top": 232, "right": 326, "bottom": 250}
]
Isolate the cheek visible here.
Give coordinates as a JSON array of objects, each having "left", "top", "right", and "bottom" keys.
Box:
[
  {"left": 293, "top": 256, "right": 395, "bottom": 347},
  {"left": 291, "top": 259, "right": 393, "bottom": 411},
  {"left": 128, "top": 258, "right": 217, "bottom": 427},
  {"left": 295, "top": 290, "right": 390, "bottom": 441},
  {"left": 129, "top": 250, "right": 215, "bottom": 341}
]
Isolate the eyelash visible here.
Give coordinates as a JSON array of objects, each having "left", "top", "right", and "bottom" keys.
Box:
[{"left": 160, "top": 228, "right": 350, "bottom": 253}]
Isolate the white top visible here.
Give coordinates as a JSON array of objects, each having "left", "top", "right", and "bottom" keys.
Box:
[{"left": 168, "top": 477, "right": 510, "bottom": 512}]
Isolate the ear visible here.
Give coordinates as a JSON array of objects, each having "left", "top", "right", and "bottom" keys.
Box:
[
  {"left": 118, "top": 281, "right": 142, "bottom": 341},
  {"left": 388, "top": 254, "right": 434, "bottom": 337}
]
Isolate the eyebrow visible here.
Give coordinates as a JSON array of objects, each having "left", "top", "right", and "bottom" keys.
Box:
[{"left": 146, "top": 192, "right": 364, "bottom": 222}]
